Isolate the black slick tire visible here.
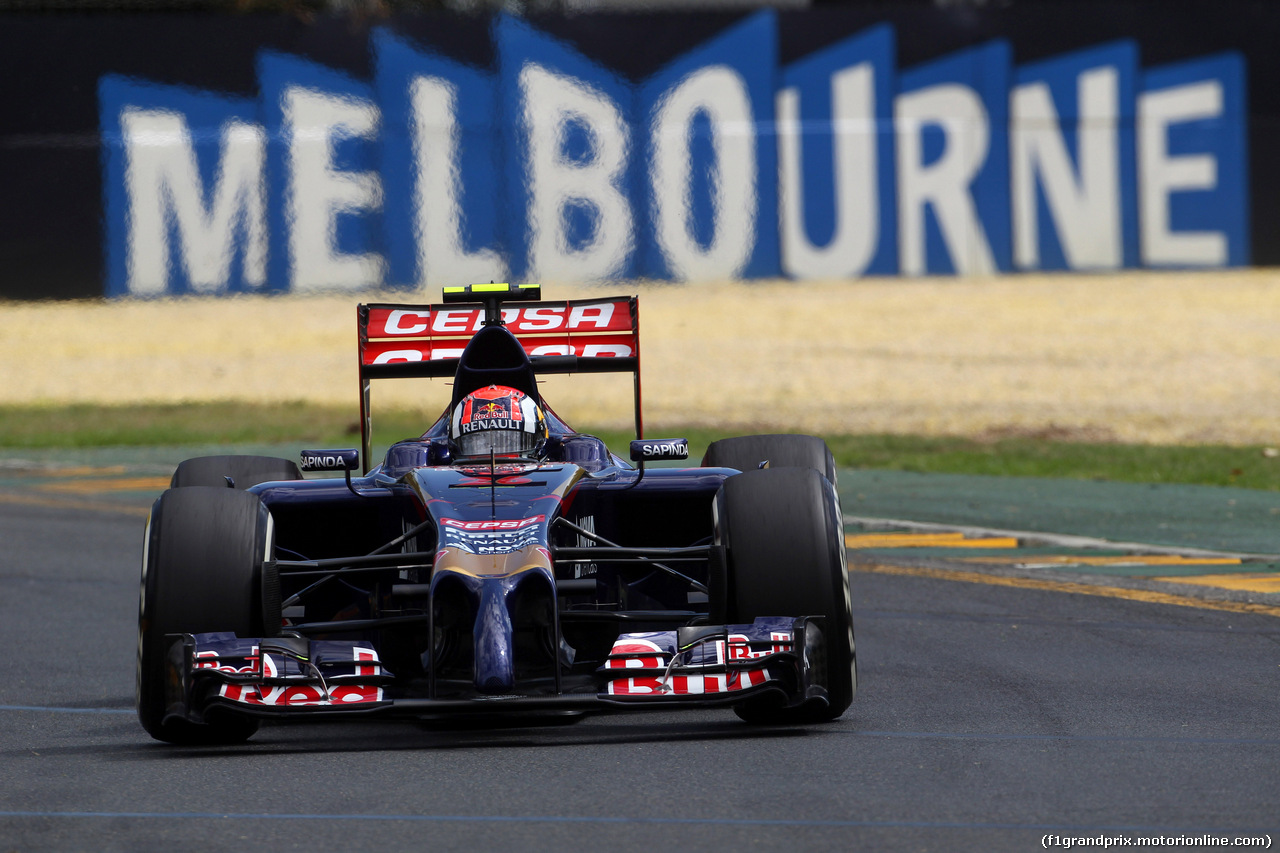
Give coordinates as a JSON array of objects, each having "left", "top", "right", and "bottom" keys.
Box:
[
  {"left": 702, "top": 433, "right": 838, "bottom": 486},
  {"left": 170, "top": 455, "right": 301, "bottom": 489},
  {"left": 715, "top": 467, "right": 856, "bottom": 724},
  {"left": 137, "top": 487, "right": 278, "bottom": 744}
]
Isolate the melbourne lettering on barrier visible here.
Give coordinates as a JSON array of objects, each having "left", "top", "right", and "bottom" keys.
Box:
[
  {"left": 97, "top": 14, "right": 1248, "bottom": 297},
  {"left": 2, "top": 6, "right": 1249, "bottom": 297}
]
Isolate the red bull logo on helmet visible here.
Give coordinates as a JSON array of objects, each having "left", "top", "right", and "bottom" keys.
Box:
[
  {"left": 457, "top": 386, "right": 529, "bottom": 435},
  {"left": 451, "top": 385, "right": 543, "bottom": 444}
]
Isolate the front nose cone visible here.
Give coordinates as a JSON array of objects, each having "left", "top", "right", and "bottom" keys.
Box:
[{"left": 473, "top": 579, "right": 514, "bottom": 694}]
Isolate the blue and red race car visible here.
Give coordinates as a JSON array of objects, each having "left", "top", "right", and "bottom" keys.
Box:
[{"left": 137, "top": 284, "right": 856, "bottom": 744}]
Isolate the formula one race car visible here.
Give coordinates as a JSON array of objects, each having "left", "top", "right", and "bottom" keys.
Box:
[{"left": 137, "top": 284, "right": 855, "bottom": 744}]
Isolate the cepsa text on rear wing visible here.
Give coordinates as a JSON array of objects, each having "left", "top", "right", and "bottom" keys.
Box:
[{"left": 356, "top": 285, "right": 641, "bottom": 471}]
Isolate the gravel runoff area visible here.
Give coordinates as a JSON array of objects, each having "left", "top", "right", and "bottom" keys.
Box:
[{"left": 5, "top": 269, "right": 1280, "bottom": 444}]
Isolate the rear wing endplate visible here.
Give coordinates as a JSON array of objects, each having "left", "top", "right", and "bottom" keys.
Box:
[{"left": 356, "top": 291, "right": 641, "bottom": 472}]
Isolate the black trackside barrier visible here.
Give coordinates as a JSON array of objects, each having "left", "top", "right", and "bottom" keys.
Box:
[{"left": 3, "top": 3, "right": 1279, "bottom": 300}]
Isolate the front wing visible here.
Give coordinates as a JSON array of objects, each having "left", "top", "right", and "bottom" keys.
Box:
[{"left": 160, "top": 617, "right": 831, "bottom": 726}]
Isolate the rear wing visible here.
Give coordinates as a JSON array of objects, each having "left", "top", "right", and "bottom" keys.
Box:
[{"left": 356, "top": 290, "right": 641, "bottom": 472}]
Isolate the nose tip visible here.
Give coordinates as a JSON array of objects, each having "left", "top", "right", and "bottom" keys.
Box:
[{"left": 473, "top": 579, "right": 515, "bottom": 693}]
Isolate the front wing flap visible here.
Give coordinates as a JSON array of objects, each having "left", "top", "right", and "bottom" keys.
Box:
[
  {"left": 598, "top": 616, "right": 823, "bottom": 707},
  {"left": 164, "top": 632, "right": 394, "bottom": 725},
  {"left": 165, "top": 617, "right": 826, "bottom": 724}
]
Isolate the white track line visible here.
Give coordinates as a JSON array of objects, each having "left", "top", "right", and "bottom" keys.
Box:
[{"left": 843, "top": 514, "right": 1280, "bottom": 562}]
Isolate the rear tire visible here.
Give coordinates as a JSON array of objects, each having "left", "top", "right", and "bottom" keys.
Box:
[
  {"left": 703, "top": 434, "right": 837, "bottom": 486},
  {"left": 137, "top": 487, "right": 278, "bottom": 744},
  {"left": 715, "top": 467, "right": 856, "bottom": 724},
  {"left": 170, "top": 455, "right": 301, "bottom": 490}
]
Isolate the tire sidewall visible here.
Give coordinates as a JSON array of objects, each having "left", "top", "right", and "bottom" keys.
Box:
[
  {"left": 170, "top": 455, "right": 301, "bottom": 489},
  {"left": 137, "top": 487, "right": 273, "bottom": 743},
  {"left": 703, "top": 434, "right": 838, "bottom": 487},
  {"left": 715, "top": 467, "right": 855, "bottom": 721}
]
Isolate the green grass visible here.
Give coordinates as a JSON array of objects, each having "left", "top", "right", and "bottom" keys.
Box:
[
  {"left": 0, "top": 402, "right": 402, "bottom": 448},
  {"left": 3, "top": 402, "right": 1279, "bottom": 491}
]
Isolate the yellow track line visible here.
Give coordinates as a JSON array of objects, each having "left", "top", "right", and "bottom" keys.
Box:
[
  {"left": 854, "top": 561, "right": 1280, "bottom": 618},
  {"left": 846, "top": 532, "right": 1019, "bottom": 549},
  {"left": 1155, "top": 573, "right": 1280, "bottom": 594},
  {"left": 958, "top": 554, "right": 1241, "bottom": 568}
]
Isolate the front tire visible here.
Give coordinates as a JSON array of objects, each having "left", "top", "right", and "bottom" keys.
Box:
[
  {"left": 715, "top": 467, "right": 856, "bottom": 724},
  {"left": 170, "top": 455, "right": 301, "bottom": 490},
  {"left": 703, "top": 433, "right": 838, "bottom": 486},
  {"left": 137, "top": 487, "right": 278, "bottom": 744}
]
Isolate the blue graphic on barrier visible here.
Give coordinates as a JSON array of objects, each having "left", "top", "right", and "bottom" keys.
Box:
[
  {"left": 778, "top": 23, "right": 896, "bottom": 279},
  {"left": 374, "top": 30, "right": 507, "bottom": 289},
  {"left": 97, "top": 13, "right": 1251, "bottom": 296},
  {"left": 897, "top": 40, "right": 1012, "bottom": 276},
  {"left": 1139, "top": 52, "right": 1248, "bottom": 268},
  {"left": 496, "top": 15, "right": 638, "bottom": 283},
  {"left": 259, "top": 51, "right": 384, "bottom": 294},
  {"left": 636, "top": 12, "right": 779, "bottom": 281},
  {"left": 1012, "top": 41, "right": 1140, "bottom": 272},
  {"left": 100, "top": 77, "right": 266, "bottom": 297}
]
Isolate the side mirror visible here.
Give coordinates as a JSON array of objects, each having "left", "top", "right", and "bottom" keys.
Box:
[
  {"left": 299, "top": 448, "right": 360, "bottom": 473},
  {"left": 629, "top": 438, "right": 690, "bottom": 463}
]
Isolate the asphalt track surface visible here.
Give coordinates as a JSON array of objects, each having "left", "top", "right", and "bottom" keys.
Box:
[{"left": 3, "top": 490, "right": 1279, "bottom": 853}]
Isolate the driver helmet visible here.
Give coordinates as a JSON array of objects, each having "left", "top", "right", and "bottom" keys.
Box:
[{"left": 449, "top": 385, "right": 547, "bottom": 459}]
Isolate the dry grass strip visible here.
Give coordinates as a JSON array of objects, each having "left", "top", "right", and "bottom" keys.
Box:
[{"left": 5, "top": 269, "right": 1280, "bottom": 443}]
